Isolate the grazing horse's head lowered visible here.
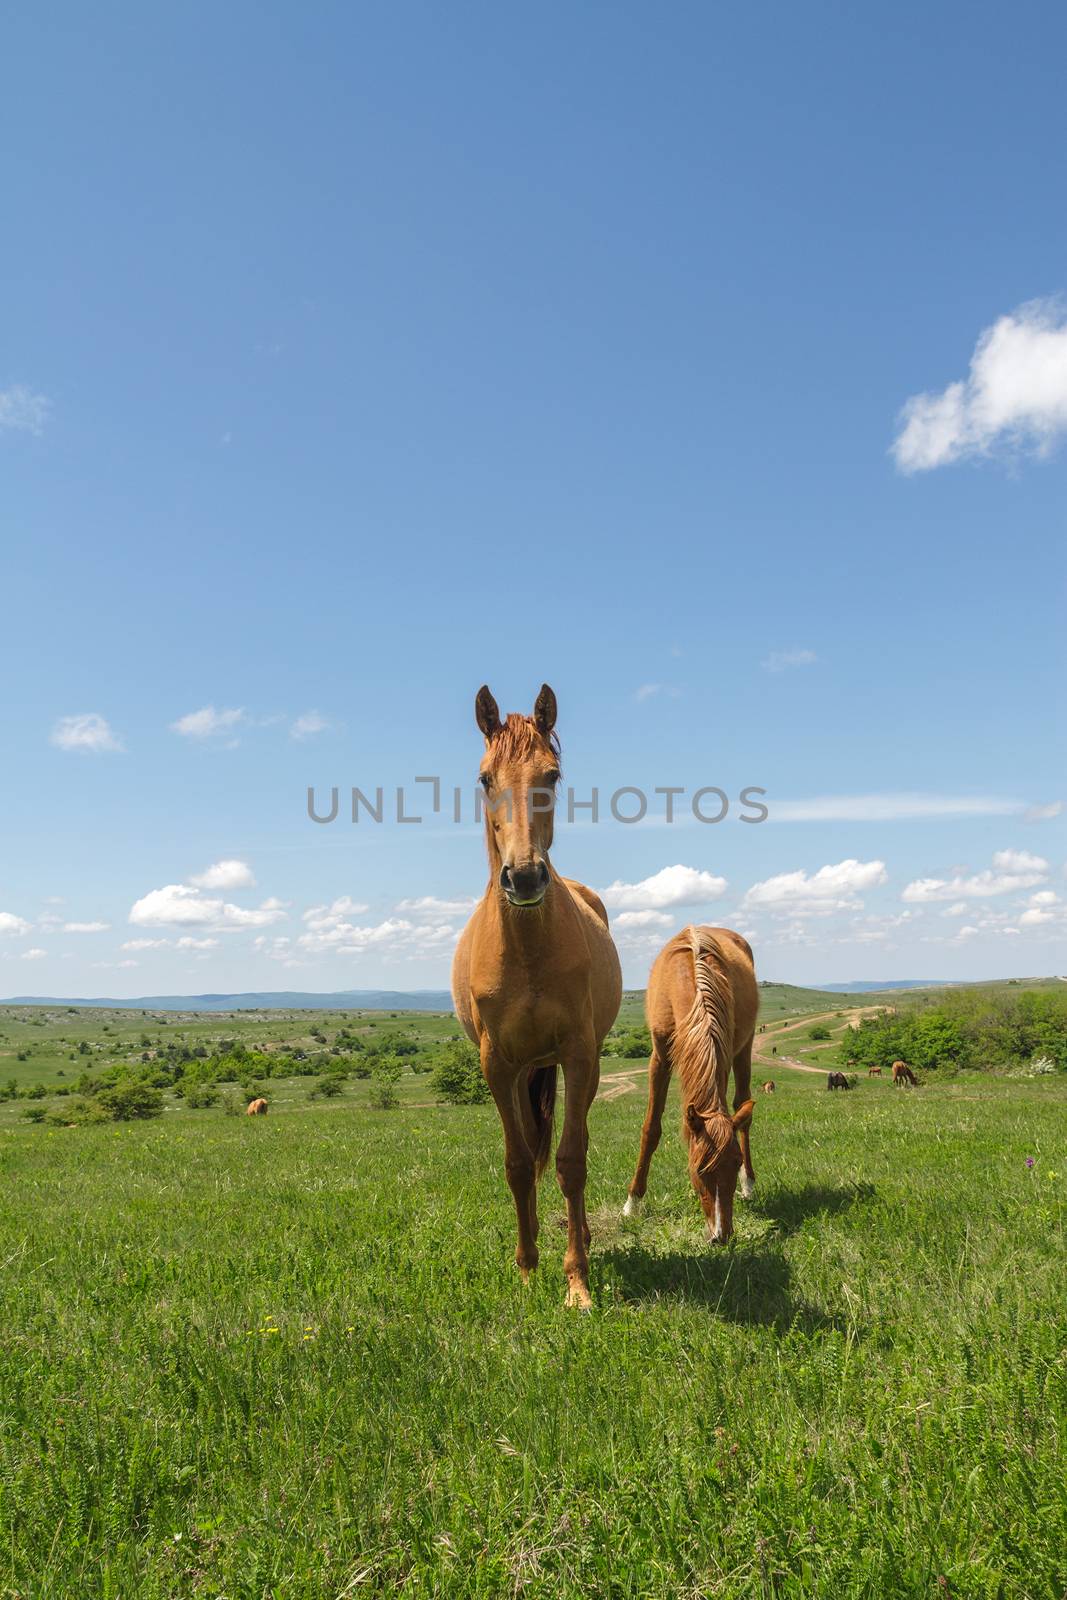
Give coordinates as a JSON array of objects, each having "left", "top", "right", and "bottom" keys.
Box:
[{"left": 475, "top": 683, "right": 561, "bottom": 909}]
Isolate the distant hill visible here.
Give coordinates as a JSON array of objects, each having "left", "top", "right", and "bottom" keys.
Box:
[
  {"left": 817, "top": 980, "right": 954, "bottom": 993},
  {"left": 3, "top": 989, "right": 454, "bottom": 1013}
]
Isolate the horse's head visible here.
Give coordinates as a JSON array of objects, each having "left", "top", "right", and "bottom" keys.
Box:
[
  {"left": 474, "top": 683, "right": 561, "bottom": 909},
  {"left": 685, "top": 1100, "right": 755, "bottom": 1243}
]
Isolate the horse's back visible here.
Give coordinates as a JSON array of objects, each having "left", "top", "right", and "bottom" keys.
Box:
[{"left": 646, "top": 925, "right": 758, "bottom": 1048}]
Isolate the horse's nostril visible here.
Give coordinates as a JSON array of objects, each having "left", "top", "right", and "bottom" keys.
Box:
[
  {"left": 537, "top": 861, "right": 549, "bottom": 886},
  {"left": 499, "top": 865, "right": 512, "bottom": 890}
]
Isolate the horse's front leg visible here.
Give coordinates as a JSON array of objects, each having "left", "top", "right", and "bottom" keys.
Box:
[
  {"left": 483, "top": 1046, "right": 539, "bottom": 1280},
  {"left": 556, "top": 1045, "right": 599, "bottom": 1309}
]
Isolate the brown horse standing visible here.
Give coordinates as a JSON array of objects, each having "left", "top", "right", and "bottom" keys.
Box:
[
  {"left": 623, "top": 926, "right": 757, "bottom": 1244},
  {"left": 868, "top": 1065, "right": 882, "bottom": 1077},
  {"left": 892, "top": 1060, "right": 918, "bottom": 1087},
  {"left": 452, "top": 684, "right": 622, "bottom": 1307},
  {"left": 246, "top": 1098, "right": 268, "bottom": 1116}
]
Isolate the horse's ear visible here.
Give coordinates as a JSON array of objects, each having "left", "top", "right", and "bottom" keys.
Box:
[
  {"left": 732, "top": 1100, "right": 755, "bottom": 1131},
  {"left": 475, "top": 685, "right": 501, "bottom": 739},
  {"left": 685, "top": 1103, "right": 705, "bottom": 1137},
  {"left": 533, "top": 683, "right": 557, "bottom": 736}
]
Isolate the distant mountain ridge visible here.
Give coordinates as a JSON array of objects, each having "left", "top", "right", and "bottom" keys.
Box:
[
  {"left": 2, "top": 989, "right": 455, "bottom": 1013},
  {"left": 816, "top": 980, "right": 953, "bottom": 993}
]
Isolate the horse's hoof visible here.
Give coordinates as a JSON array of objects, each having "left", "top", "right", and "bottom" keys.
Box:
[
  {"left": 739, "top": 1172, "right": 756, "bottom": 1201},
  {"left": 565, "top": 1278, "right": 593, "bottom": 1311},
  {"left": 622, "top": 1194, "right": 642, "bottom": 1219}
]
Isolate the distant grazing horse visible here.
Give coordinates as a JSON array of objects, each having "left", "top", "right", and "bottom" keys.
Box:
[
  {"left": 623, "top": 926, "right": 757, "bottom": 1245},
  {"left": 892, "top": 1060, "right": 918, "bottom": 1087},
  {"left": 827, "top": 1071, "right": 852, "bottom": 1090},
  {"left": 452, "top": 685, "right": 622, "bottom": 1308},
  {"left": 867, "top": 1065, "right": 882, "bottom": 1077},
  {"left": 246, "top": 1098, "right": 268, "bottom": 1116},
  {"left": 762, "top": 1080, "right": 776, "bottom": 1094}
]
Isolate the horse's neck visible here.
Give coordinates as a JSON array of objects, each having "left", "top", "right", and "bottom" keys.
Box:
[{"left": 480, "top": 870, "right": 567, "bottom": 959}]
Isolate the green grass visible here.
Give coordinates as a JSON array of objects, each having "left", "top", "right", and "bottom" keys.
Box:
[{"left": 0, "top": 1061, "right": 1064, "bottom": 1597}]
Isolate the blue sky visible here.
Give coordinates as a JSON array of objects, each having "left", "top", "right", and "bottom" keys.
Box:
[{"left": 2, "top": 1, "right": 1065, "bottom": 996}]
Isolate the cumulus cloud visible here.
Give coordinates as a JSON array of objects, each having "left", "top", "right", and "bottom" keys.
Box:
[
  {"left": 122, "top": 938, "right": 169, "bottom": 951},
  {"left": 129, "top": 883, "right": 285, "bottom": 930},
  {"left": 20, "top": 948, "right": 47, "bottom": 960},
  {"left": 0, "top": 384, "right": 49, "bottom": 434},
  {"left": 302, "top": 897, "right": 371, "bottom": 931},
  {"left": 189, "top": 859, "right": 256, "bottom": 890},
  {"left": 394, "top": 895, "right": 478, "bottom": 919},
  {"left": 170, "top": 705, "right": 245, "bottom": 739},
  {"left": 290, "top": 711, "right": 329, "bottom": 740},
  {"left": 902, "top": 849, "right": 1048, "bottom": 902},
  {"left": 761, "top": 649, "right": 817, "bottom": 673},
  {"left": 0, "top": 912, "right": 31, "bottom": 937},
  {"left": 613, "top": 909, "right": 674, "bottom": 930},
  {"left": 51, "top": 713, "right": 124, "bottom": 754},
  {"left": 62, "top": 921, "right": 109, "bottom": 934},
  {"left": 743, "top": 859, "right": 888, "bottom": 916},
  {"left": 176, "top": 935, "right": 219, "bottom": 950},
  {"left": 892, "top": 298, "right": 1067, "bottom": 472},
  {"left": 598, "top": 865, "right": 728, "bottom": 912}
]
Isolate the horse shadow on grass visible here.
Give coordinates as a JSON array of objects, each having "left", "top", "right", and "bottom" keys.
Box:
[{"left": 594, "top": 1180, "right": 877, "bottom": 1335}]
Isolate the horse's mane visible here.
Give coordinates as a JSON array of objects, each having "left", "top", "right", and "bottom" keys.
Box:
[{"left": 487, "top": 713, "right": 562, "bottom": 765}]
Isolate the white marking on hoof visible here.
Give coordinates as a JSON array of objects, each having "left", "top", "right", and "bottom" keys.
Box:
[
  {"left": 739, "top": 1171, "right": 756, "bottom": 1201},
  {"left": 622, "top": 1194, "right": 642, "bottom": 1218}
]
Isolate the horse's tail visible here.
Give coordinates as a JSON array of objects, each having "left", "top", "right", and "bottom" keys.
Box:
[
  {"left": 528, "top": 1065, "right": 558, "bottom": 1179},
  {"left": 673, "top": 926, "right": 734, "bottom": 1119}
]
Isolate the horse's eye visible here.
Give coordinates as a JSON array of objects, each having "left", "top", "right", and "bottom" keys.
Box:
[
  {"left": 479, "top": 773, "right": 491, "bottom": 790},
  {"left": 545, "top": 769, "right": 560, "bottom": 785}
]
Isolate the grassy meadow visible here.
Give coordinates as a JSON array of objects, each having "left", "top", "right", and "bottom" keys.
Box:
[{"left": 0, "top": 996, "right": 1065, "bottom": 1597}]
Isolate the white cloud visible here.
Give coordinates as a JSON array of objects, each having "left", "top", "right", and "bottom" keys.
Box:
[
  {"left": 613, "top": 909, "right": 674, "bottom": 930},
  {"left": 290, "top": 711, "right": 329, "bottom": 740},
  {"left": 176, "top": 935, "right": 219, "bottom": 950},
  {"left": 892, "top": 297, "right": 1067, "bottom": 472},
  {"left": 903, "top": 849, "right": 1048, "bottom": 903},
  {"left": 51, "top": 713, "right": 124, "bottom": 754},
  {"left": 0, "top": 385, "right": 49, "bottom": 434},
  {"left": 20, "top": 948, "right": 47, "bottom": 961},
  {"left": 170, "top": 706, "right": 245, "bottom": 739},
  {"left": 1019, "top": 907, "right": 1055, "bottom": 927},
  {"left": 394, "top": 895, "right": 478, "bottom": 919},
  {"left": 762, "top": 649, "right": 817, "bottom": 673},
  {"left": 1024, "top": 800, "right": 1063, "bottom": 823},
  {"left": 0, "top": 913, "right": 31, "bottom": 937},
  {"left": 129, "top": 883, "right": 285, "bottom": 930},
  {"left": 122, "top": 938, "right": 169, "bottom": 951},
  {"left": 189, "top": 859, "right": 256, "bottom": 890},
  {"left": 302, "top": 896, "right": 371, "bottom": 931},
  {"left": 62, "top": 921, "right": 109, "bottom": 934},
  {"left": 598, "top": 865, "right": 728, "bottom": 912},
  {"left": 743, "top": 858, "right": 887, "bottom": 916},
  {"left": 298, "top": 912, "right": 455, "bottom": 959},
  {"left": 772, "top": 793, "right": 1026, "bottom": 823}
]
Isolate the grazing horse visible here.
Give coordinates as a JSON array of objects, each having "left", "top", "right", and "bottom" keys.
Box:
[
  {"left": 827, "top": 1071, "right": 852, "bottom": 1090},
  {"left": 762, "top": 1080, "right": 776, "bottom": 1094},
  {"left": 452, "top": 684, "right": 622, "bottom": 1308},
  {"left": 623, "top": 926, "right": 757, "bottom": 1245},
  {"left": 246, "top": 1098, "right": 268, "bottom": 1116},
  {"left": 892, "top": 1060, "right": 918, "bottom": 1087},
  {"left": 867, "top": 1065, "right": 882, "bottom": 1077}
]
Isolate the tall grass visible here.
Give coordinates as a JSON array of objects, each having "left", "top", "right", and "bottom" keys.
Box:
[{"left": 0, "top": 1071, "right": 1063, "bottom": 1597}]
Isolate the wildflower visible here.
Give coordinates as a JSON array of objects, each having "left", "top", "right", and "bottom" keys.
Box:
[{"left": 1025, "top": 1157, "right": 1035, "bottom": 1169}]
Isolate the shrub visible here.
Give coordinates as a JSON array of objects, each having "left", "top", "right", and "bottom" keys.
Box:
[
  {"left": 309, "top": 1074, "right": 344, "bottom": 1099},
  {"left": 604, "top": 1026, "right": 652, "bottom": 1059},
  {"left": 96, "top": 1082, "right": 165, "bottom": 1121},
  {"left": 808, "top": 1025, "right": 831, "bottom": 1041},
  {"left": 185, "top": 1086, "right": 220, "bottom": 1109},
  {"left": 430, "top": 1041, "right": 489, "bottom": 1105},
  {"left": 369, "top": 1056, "right": 403, "bottom": 1110},
  {"left": 21, "top": 1107, "right": 47, "bottom": 1124}
]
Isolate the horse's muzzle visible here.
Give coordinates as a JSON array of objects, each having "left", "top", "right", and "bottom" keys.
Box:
[{"left": 501, "top": 860, "right": 549, "bottom": 907}]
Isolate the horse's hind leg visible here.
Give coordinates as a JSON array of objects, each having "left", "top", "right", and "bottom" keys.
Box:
[
  {"left": 623, "top": 1037, "right": 672, "bottom": 1216},
  {"left": 733, "top": 1038, "right": 756, "bottom": 1199}
]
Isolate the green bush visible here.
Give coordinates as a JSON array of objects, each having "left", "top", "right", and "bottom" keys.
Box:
[
  {"left": 369, "top": 1056, "right": 403, "bottom": 1110},
  {"left": 96, "top": 1082, "right": 165, "bottom": 1121},
  {"left": 185, "top": 1086, "right": 220, "bottom": 1109},
  {"left": 604, "top": 1026, "right": 652, "bottom": 1059},
  {"left": 429, "top": 1041, "right": 489, "bottom": 1105},
  {"left": 808, "top": 1025, "right": 831, "bottom": 1041},
  {"left": 309, "top": 1075, "right": 344, "bottom": 1099}
]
